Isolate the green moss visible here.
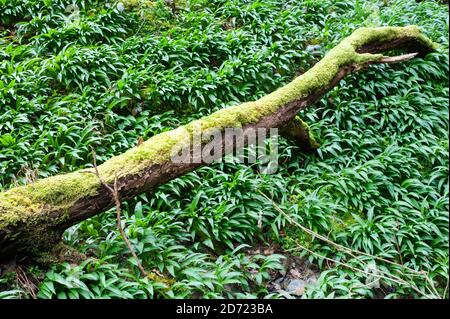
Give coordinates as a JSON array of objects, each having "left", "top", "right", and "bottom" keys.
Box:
[
  {"left": 0, "top": 26, "right": 437, "bottom": 253},
  {"left": 147, "top": 272, "right": 176, "bottom": 287},
  {"left": 0, "top": 172, "right": 99, "bottom": 228},
  {"left": 295, "top": 117, "right": 321, "bottom": 149},
  {"left": 347, "top": 26, "right": 438, "bottom": 51}
]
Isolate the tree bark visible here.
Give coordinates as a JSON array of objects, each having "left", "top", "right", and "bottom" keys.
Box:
[{"left": 0, "top": 26, "right": 437, "bottom": 258}]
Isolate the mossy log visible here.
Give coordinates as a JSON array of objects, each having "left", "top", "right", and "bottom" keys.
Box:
[{"left": 0, "top": 26, "right": 437, "bottom": 258}]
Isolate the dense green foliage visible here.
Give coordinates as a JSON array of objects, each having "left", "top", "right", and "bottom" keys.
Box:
[{"left": 0, "top": 0, "right": 448, "bottom": 299}]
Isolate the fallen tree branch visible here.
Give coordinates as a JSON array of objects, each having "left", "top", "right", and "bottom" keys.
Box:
[{"left": 0, "top": 26, "right": 437, "bottom": 257}]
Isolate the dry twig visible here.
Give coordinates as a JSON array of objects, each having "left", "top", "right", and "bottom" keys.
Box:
[
  {"left": 16, "top": 266, "right": 37, "bottom": 299},
  {"left": 90, "top": 151, "right": 148, "bottom": 278},
  {"left": 259, "top": 190, "right": 444, "bottom": 299}
]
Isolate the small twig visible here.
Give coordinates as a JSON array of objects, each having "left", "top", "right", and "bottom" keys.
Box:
[
  {"left": 90, "top": 150, "right": 147, "bottom": 278},
  {"left": 285, "top": 243, "right": 429, "bottom": 297},
  {"left": 16, "top": 266, "right": 37, "bottom": 299},
  {"left": 259, "top": 191, "right": 443, "bottom": 298},
  {"left": 375, "top": 52, "right": 419, "bottom": 64},
  {"left": 259, "top": 191, "right": 425, "bottom": 276},
  {"left": 443, "top": 276, "right": 449, "bottom": 299}
]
